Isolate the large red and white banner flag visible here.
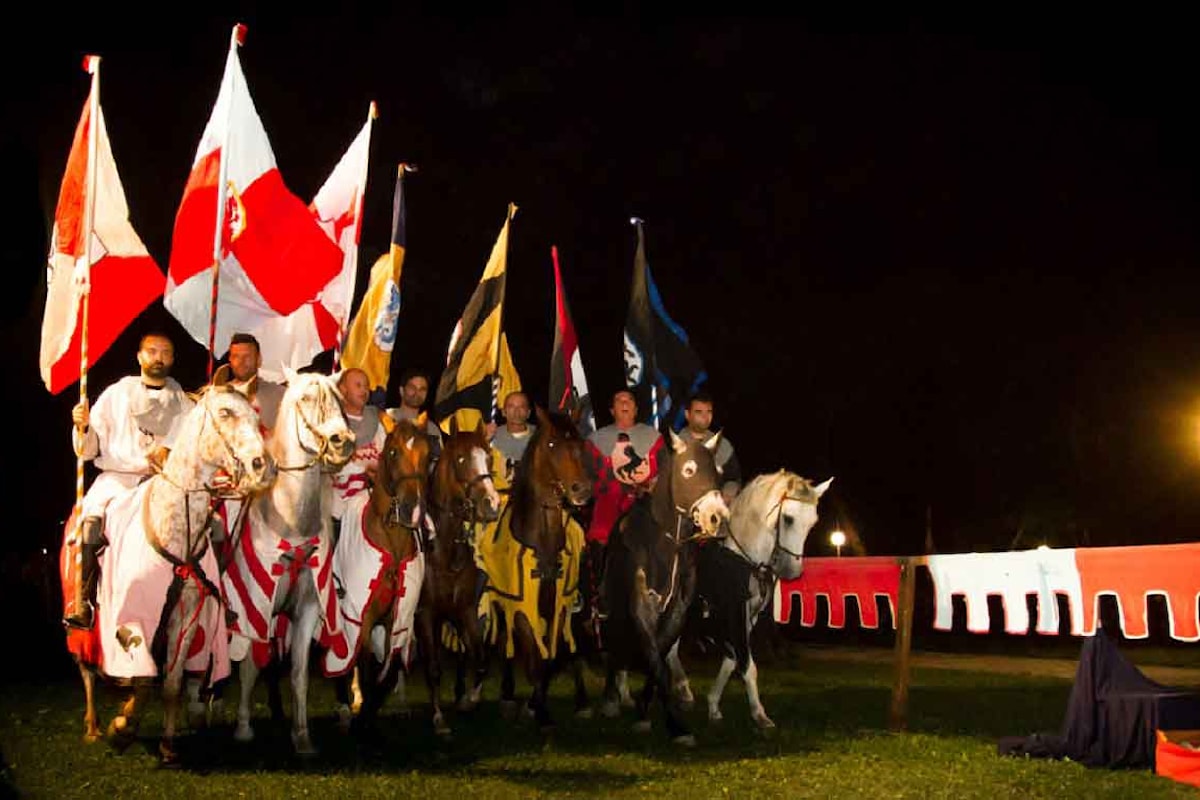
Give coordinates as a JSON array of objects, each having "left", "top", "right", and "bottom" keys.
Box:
[
  {"left": 41, "top": 55, "right": 164, "bottom": 395},
  {"left": 165, "top": 25, "right": 342, "bottom": 369}
]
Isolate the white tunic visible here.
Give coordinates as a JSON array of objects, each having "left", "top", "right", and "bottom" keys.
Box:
[{"left": 73, "top": 376, "right": 194, "bottom": 518}]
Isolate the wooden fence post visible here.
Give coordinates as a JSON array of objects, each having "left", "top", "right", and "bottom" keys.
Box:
[{"left": 889, "top": 556, "right": 918, "bottom": 731}]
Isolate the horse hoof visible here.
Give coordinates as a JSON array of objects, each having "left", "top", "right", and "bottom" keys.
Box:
[
  {"left": 107, "top": 716, "right": 137, "bottom": 753},
  {"left": 233, "top": 723, "right": 255, "bottom": 743},
  {"left": 291, "top": 731, "right": 318, "bottom": 757},
  {"left": 397, "top": 705, "right": 413, "bottom": 719},
  {"left": 187, "top": 702, "right": 207, "bottom": 731},
  {"left": 754, "top": 716, "right": 777, "bottom": 734},
  {"left": 600, "top": 701, "right": 621, "bottom": 719},
  {"left": 456, "top": 697, "right": 478, "bottom": 713},
  {"left": 632, "top": 720, "right": 652, "bottom": 734},
  {"left": 83, "top": 728, "right": 102, "bottom": 744},
  {"left": 708, "top": 711, "right": 724, "bottom": 725},
  {"left": 158, "top": 741, "right": 181, "bottom": 767},
  {"left": 575, "top": 707, "right": 594, "bottom": 720},
  {"left": 620, "top": 694, "right": 636, "bottom": 709},
  {"left": 499, "top": 700, "right": 518, "bottom": 721},
  {"left": 672, "top": 734, "right": 697, "bottom": 748},
  {"left": 335, "top": 704, "right": 353, "bottom": 733}
]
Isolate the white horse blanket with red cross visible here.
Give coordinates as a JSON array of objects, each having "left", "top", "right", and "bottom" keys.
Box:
[
  {"left": 94, "top": 482, "right": 231, "bottom": 682},
  {"left": 220, "top": 510, "right": 349, "bottom": 669},
  {"left": 322, "top": 495, "right": 425, "bottom": 680}
]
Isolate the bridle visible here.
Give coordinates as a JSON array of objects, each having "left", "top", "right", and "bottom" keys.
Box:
[
  {"left": 724, "top": 490, "right": 814, "bottom": 590},
  {"left": 275, "top": 388, "right": 345, "bottom": 473}
]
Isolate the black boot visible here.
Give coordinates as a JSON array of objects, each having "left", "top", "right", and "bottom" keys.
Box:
[{"left": 65, "top": 516, "right": 105, "bottom": 629}]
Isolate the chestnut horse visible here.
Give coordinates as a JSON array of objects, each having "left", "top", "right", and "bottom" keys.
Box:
[
  {"left": 415, "top": 420, "right": 501, "bottom": 736},
  {"left": 327, "top": 415, "right": 432, "bottom": 734}
]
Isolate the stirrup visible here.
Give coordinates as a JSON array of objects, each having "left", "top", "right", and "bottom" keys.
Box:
[{"left": 64, "top": 605, "right": 95, "bottom": 631}]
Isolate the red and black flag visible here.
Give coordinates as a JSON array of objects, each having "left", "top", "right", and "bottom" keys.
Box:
[
  {"left": 549, "top": 245, "right": 595, "bottom": 437},
  {"left": 623, "top": 218, "right": 707, "bottom": 430}
]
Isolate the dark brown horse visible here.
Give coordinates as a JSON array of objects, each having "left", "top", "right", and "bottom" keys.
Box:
[
  {"left": 415, "top": 420, "right": 501, "bottom": 736},
  {"left": 476, "top": 407, "right": 591, "bottom": 730},
  {"left": 328, "top": 415, "right": 431, "bottom": 734},
  {"left": 600, "top": 429, "right": 730, "bottom": 745}
]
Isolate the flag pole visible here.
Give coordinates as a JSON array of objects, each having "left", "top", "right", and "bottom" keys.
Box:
[
  {"left": 207, "top": 23, "right": 246, "bottom": 380},
  {"left": 332, "top": 100, "right": 378, "bottom": 373},
  {"left": 71, "top": 54, "right": 101, "bottom": 613},
  {"left": 629, "top": 216, "right": 658, "bottom": 428},
  {"left": 491, "top": 202, "right": 516, "bottom": 423}
]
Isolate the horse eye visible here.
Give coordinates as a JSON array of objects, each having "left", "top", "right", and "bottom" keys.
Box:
[
  {"left": 457, "top": 456, "right": 465, "bottom": 464},
  {"left": 547, "top": 441, "right": 556, "bottom": 449},
  {"left": 782, "top": 514, "right": 794, "bottom": 527},
  {"left": 218, "top": 408, "right": 233, "bottom": 419}
]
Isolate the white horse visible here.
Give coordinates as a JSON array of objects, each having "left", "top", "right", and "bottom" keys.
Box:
[
  {"left": 221, "top": 370, "right": 355, "bottom": 754},
  {"left": 671, "top": 471, "right": 831, "bottom": 730},
  {"left": 64, "top": 386, "right": 272, "bottom": 763}
]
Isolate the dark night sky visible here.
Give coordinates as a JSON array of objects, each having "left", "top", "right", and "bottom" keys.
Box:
[{"left": 6, "top": 11, "right": 1200, "bottom": 561}]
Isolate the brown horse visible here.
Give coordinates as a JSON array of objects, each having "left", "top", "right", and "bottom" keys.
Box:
[
  {"left": 476, "top": 407, "right": 591, "bottom": 730},
  {"left": 327, "top": 415, "right": 431, "bottom": 734},
  {"left": 415, "top": 419, "right": 501, "bottom": 736}
]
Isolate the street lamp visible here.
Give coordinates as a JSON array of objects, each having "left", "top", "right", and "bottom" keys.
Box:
[{"left": 830, "top": 529, "right": 846, "bottom": 557}]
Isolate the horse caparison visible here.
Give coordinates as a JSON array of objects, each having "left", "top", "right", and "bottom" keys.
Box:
[
  {"left": 477, "top": 407, "right": 591, "bottom": 730},
  {"left": 64, "top": 386, "right": 272, "bottom": 763}
]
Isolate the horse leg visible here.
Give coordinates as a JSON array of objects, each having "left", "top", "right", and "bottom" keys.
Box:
[
  {"left": 633, "top": 571, "right": 694, "bottom": 745},
  {"left": 570, "top": 653, "right": 592, "bottom": 719},
  {"left": 513, "top": 616, "right": 552, "bottom": 730},
  {"left": 79, "top": 662, "right": 101, "bottom": 743},
  {"left": 706, "top": 656, "right": 737, "bottom": 723},
  {"left": 287, "top": 576, "right": 321, "bottom": 756},
  {"left": 185, "top": 674, "right": 207, "bottom": 731},
  {"left": 350, "top": 666, "right": 364, "bottom": 715},
  {"left": 107, "top": 684, "right": 146, "bottom": 753},
  {"left": 499, "top": 656, "right": 519, "bottom": 719},
  {"left": 264, "top": 655, "right": 287, "bottom": 724},
  {"left": 417, "top": 609, "right": 450, "bottom": 736},
  {"left": 458, "top": 608, "right": 487, "bottom": 711},
  {"left": 742, "top": 654, "right": 775, "bottom": 730},
  {"left": 234, "top": 654, "right": 260, "bottom": 742},
  {"left": 600, "top": 658, "right": 622, "bottom": 718},
  {"left": 666, "top": 641, "right": 694, "bottom": 708},
  {"left": 333, "top": 672, "right": 354, "bottom": 732}
]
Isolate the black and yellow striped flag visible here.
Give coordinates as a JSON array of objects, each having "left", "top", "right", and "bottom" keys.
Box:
[{"left": 434, "top": 203, "right": 522, "bottom": 433}]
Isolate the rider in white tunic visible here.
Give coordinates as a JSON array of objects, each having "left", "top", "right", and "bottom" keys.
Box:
[{"left": 67, "top": 333, "right": 193, "bottom": 628}]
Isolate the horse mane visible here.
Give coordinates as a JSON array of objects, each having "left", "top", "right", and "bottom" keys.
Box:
[{"left": 730, "top": 470, "right": 819, "bottom": 529}]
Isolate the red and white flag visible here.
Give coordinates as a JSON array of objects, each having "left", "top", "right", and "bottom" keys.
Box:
[
  {"left": 548, "top": 245, "right": 595, "bottom": 437},
  {"left": 247, "top": 105, "right": 376, "bottom": 380},
  {"left": 165, "top": 25, "right": 342, "bottom": 368},
  {"left": 41, "top": 56, "right": 164, "bottom": 395}
]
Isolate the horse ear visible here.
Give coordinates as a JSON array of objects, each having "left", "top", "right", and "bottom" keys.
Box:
[
  {"left": 282, "top": 365, "right": 299, "bottom": 385},
  {"left": 449, "top": 415, "right": 459, "bottom": 435},
  {"left": 535, "top": 405, "right": 552, "bottom": 428},
  {"left": 379, "top": 409, "right": 397, "bottom": 434},
  {"left": 813, "top": 477, "right": 834, "bottom": 498},
  {"left": 415, "top": 410, "right": 428, "bottom": 429},
  {"left": 669, "top": 429, "right": 688, "bottom": 454},
  {"left": 473, "top": 418, "right": 487, "bottom": 439},
  {"left": 702, "top": 431, "right": 722, "bottom": 452}
]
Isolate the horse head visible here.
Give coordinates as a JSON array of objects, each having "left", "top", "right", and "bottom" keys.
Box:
[
  {"left": 436, "top": 419, "right": 501, "bottom": 523},
  {"left": 276, "top": 370, "right": 356, "bottom": 471},
  {"left": 730, "top": 471, "right": 833, "bottom": 580},
  {"left": 526, "top": 407, "right": 591, "bottom": 509},
  {"left": 375, "top": 414, "right": 431, "bottom": 529},
  {"left": 182, "top": 385, "right": 273, "bottom": 494},
  {"left": 662, "top": 429, "right": 730, "bottom": 538}
]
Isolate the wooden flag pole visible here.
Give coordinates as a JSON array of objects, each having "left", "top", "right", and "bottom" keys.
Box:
[
  {"left": 207, "top": 23, "right": 247, "bottom": 380},
  {"left": 71, "top": 54, "right": 102, "bottom": 616},
  {"left": 332, "top": 100, "right": 378, "bottom": 373}
]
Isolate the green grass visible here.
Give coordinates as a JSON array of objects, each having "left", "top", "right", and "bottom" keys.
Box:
[{"left": 2, "top": 644, "right": 1195, "bottom": 799}]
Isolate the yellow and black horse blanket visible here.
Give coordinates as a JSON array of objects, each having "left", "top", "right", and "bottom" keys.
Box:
[{"left": 474, "top": 504, "right": 585, "bottom": 661}]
